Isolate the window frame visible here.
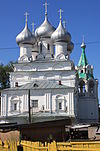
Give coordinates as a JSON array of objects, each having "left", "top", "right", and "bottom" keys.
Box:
[{"left": 31, "top": 100, "right": 38, "bottom": 108}]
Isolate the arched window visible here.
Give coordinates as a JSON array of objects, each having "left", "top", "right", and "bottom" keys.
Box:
[
  {"left": 89, "top": 81, "right": 94, "bottom": 94},
  {"left": 78, "top": 80, "right": 85, "bottom": 93},
  {"left": 40, "top": 43, "right": 42, "bottom": 53},
  {"left": 53, "top": 45, "right": 55, "bottom": 55},
  {"left": 47, "top": 44, "right": 50, "bottom": 50},
  {"left": 55, "top": 95, "right": 65, "bottom": 112},
  {"left": 10, "top": 96, "right": 20, "bottom": 112},
  {"left": 81, "top": 70, "right": 83, "bottom": 73}
]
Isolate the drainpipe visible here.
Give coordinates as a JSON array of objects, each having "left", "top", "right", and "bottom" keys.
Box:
[
  {"left": 28, "top": 89, "right": 31, "bottom": 124},
  {"left": 50, "top": 91, "right": 52, "bottom": 114}
]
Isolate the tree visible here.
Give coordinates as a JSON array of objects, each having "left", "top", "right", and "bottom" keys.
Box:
[{"left": 0, "top": 62, "right": 14, "bottom": 89}]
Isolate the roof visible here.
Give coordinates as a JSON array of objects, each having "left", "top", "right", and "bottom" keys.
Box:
[
  {"left": 4, "top": 80, "right": 74, "bottom": 91},
  {"left": 78, "top": 42, "right": 93, "bottom": 80},
  {"left": 35, "top": 15, "right": 55, "bottom": 38},
  {"left": 78, "top": 45, "right": 88, "bottom": 67},
  {"left": 51, "top": 20, "right": 71, "bottom": 43},
  {"left": 71, "top": 124, "right": 90, "bottom": 129}
]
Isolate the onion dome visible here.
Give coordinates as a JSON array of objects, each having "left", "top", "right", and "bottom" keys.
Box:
[
  {"left": 51, "top": 10, "right": 71, "bottom": 43},
  {"left": 16, "top": 13, "right": 36, "bottom": 45},
  {"left": 35, "top": 2, "right": 55, "bottom": 38},
  {"left": 67, "top": 42, "right": 74, "bottom": 53},
  {"left": 35, "top": 17, "right": 55, "bottom": 38}
]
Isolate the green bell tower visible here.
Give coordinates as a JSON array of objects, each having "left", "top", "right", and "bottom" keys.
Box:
[
  {"left": 77, "top": 40, "right": 93, "bottom": 80},
  {"left": 76, "top": 38, "right": 98, "bottom": 123}
]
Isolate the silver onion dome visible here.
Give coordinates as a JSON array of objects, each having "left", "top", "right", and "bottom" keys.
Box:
[
  {"left": 16, "top": 21, "right": 36, "bottom": 45},
  {"left": 67, "top": 41, "right": 74, "bottom": 53},
  {"left": 51, "top": 20, "right": 71, "bottom": 43},
  {"left": 35, "top": 15, "right": 55, "bottom": 38}
]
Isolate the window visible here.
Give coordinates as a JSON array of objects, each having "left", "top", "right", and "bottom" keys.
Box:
[
  {"left": 15, "top": 82, "right": 18, "bottom": 87},
  {"left": 54, "top": 46, "right": 55, "bottom": 55},
  {"left": 51, "top": 54, "right": 54, "bottom": 58},
  {"left": 65, "top": 106, "right": 67, "bottom": 112},
  {"left": 32, "top": 100, "right": 38, "bottom": 108},
  {"left": 47, "top": 44, "right": 50, "bottom": 50},
  {"left": 40, "top": 43, "right": 42, "bottom": 53},
  {"left": 33, "top": 83, "right": 38, "bottom": 87},
  {"left": 78, "top": 80, "right": 85, "bottom": 93},
  {"left": 59, "top": 102, "right": 62, "bottom": 110},
  {"left": 89, "top": 81, "right": 94, "bottom": 94},
  {"left": 14, "top": 103, "right": 17, "bottom": 111}
]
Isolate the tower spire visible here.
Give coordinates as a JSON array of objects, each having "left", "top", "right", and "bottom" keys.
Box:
[
  {"left": 78, "top": 37, "right": 88, "bottom": 67},
  {"left": 81, "top": 35, "right": 86, "bottom": 49},
  {"left": 58, "top": 9, "right": 63, "bottom": 21},
  {"left": 43, "top": 1, "right": 48, "bottom": 20}
]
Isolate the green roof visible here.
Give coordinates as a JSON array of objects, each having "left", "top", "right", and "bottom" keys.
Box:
[
  {"left": 78, "top": 42, "right": 93, "bottom": 80},
  {"left": 78, "top": 43, "right": 88, "bottom": 67}
]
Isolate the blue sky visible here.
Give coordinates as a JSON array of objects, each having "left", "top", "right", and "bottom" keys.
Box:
[{"left": 0, "top": 0, "right": 100, "bottom": 100}]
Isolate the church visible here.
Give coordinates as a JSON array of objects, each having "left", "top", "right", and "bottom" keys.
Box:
[{"left": 0, "top": 3, "right": 99, "bottom": 125}]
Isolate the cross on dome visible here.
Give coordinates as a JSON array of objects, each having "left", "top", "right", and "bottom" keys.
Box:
[
  {"left": 43, "top": 1, "right": 48, "bottom": 15},
  {"left": 58, "top": 9, "right": 63, "bottom": 21},
  {"left": 82, "top": 35, "right": 85, "bottom": 43},
  {"left": 24, "top": 12, "right": 29, "bottom": 23},
  {"left": 31, "top": 22, "right": 35, "bottom": 33}
]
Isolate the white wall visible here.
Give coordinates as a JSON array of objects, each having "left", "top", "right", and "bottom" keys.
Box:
[{"left": 1, "top": 88, "right": 75, "bottom": 119}]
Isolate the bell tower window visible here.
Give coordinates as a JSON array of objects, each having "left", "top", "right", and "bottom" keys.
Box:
[
  {"left": 89, "top": 81, "right": 94, "bottom": 94},
  {"left": 78, "top": 80, "right": 85, "bottom": 93}
]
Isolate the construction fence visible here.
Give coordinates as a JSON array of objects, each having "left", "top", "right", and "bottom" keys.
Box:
[{"left": 0, "top": 140, "right": 100, "bottom": 151}]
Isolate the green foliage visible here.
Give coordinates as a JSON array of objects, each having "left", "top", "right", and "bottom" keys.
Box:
[{"left": 0, "top": 61, "right": 14, "bottom": 89}]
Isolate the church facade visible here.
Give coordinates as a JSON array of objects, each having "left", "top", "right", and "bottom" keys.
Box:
[{"left": 0, "top": 4, "right": 99, "bottom": 124}]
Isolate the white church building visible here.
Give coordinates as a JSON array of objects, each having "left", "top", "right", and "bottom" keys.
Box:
[{"left": 0, "top": 3, "right": 99, "bottom": 124}]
